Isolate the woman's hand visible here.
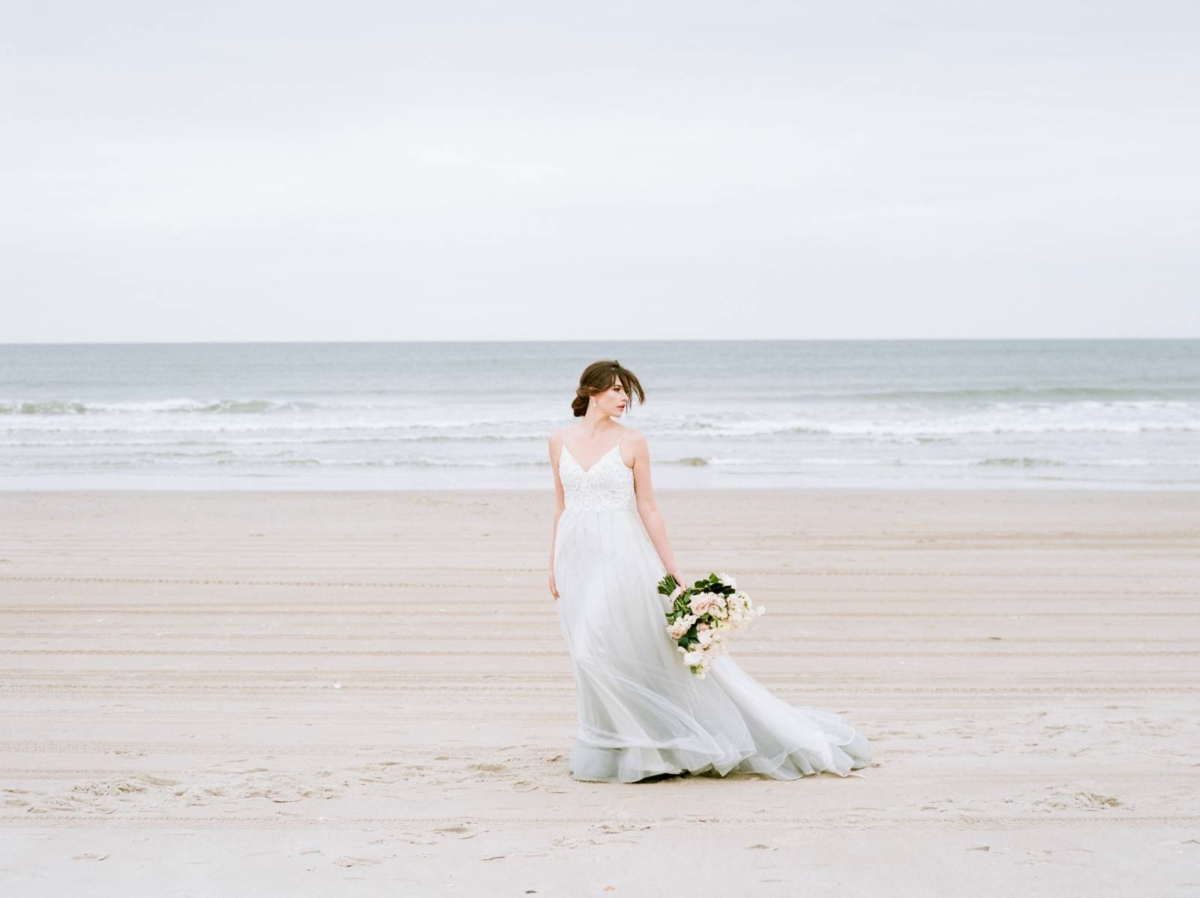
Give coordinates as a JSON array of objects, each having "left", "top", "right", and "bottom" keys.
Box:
[
  {"left": 548, "top": 569, "right": 560, "bottom": 600},
  {"left": 669, "top": 570, "right": 687, "bottom": 590}
]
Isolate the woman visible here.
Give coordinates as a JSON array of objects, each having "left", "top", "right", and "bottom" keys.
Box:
[{"left": 548, "top": 359, "right": 873, "bottom": 783}]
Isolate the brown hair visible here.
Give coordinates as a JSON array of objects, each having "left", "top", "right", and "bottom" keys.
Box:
[{"left": 571, "top": 359, "right": 646, "bottom": 418}]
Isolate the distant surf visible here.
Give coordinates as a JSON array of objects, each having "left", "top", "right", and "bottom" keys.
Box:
[{"left": 1, "top": 339, "right": 1197, "bottom": 490}]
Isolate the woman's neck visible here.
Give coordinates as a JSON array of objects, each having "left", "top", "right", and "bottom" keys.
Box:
[{"left": 577, "top": 413, "right": 614, "bottom": 439}]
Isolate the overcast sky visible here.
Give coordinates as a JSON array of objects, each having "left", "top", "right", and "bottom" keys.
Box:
[{"left": 3, "top": 1, "right": 1198, "bottom": 342}]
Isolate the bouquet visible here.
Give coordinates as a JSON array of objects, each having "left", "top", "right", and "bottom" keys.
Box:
[{"left": 657, "top": 571, "right": 766, "bottom": 679}]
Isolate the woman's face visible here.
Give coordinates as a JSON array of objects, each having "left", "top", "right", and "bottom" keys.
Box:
[{"left": 595, "top": 379, "right": 627, "bottom": 418}]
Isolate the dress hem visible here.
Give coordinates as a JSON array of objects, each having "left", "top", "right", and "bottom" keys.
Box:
[{"left": 568, "top": 729, "right": 872, "bottom": 784}]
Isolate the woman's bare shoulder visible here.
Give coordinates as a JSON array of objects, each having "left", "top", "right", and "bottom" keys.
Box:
[{"left": 621, "top": 427, "right": 649, "bottom": 448}]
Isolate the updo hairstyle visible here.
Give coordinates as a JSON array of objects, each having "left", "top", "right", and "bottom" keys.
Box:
[{"left": 571, "top": 360, "right": 646, "bottom": 418}]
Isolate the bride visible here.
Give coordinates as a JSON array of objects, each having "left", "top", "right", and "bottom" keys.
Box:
[{"left": 548, "top": 359, "right": 873, "bottom": 783}]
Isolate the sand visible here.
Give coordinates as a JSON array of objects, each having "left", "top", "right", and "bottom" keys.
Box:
[{"left": 0, "top": 488, "right": 1197, "bottom": 896}]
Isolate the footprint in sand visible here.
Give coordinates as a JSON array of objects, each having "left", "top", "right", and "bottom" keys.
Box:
[
  {"left": 1031, "top": 788, "right": 1122, "bottom": 812},
  {"left": 334, "top": 856, "right": 384, "bottom": 868},
  {"left": 432, "top": 822, "right": 478, "bottom": 840}
]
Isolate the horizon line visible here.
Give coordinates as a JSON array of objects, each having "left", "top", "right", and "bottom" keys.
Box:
[{"left": 4, "top": 336, "right": 1199, "bottom": 347}]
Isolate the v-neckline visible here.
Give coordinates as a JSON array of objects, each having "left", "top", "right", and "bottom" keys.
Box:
[{"left": 562, "top": 441, "right": 622, "bottom": 475}]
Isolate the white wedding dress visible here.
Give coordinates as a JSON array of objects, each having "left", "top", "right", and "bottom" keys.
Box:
[{"left": 553, "top": 430, "right": 873, "bottom": 783}]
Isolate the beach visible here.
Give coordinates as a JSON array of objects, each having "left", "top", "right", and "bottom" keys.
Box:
[{"left": 1, "top": 487, "right": 1197, "bottom": 896}]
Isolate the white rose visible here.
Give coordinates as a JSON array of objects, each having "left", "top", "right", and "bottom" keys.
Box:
[
  {"left": 667, "top": 619, "right": 690, "bottom": 639},
  {"left": 689, "top": 594, "right": 719, "bottom": 616}
]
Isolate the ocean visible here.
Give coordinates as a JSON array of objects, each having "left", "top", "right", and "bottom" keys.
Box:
[{"left": 1, "top": 340, "right": 1197, "bottom": 491}]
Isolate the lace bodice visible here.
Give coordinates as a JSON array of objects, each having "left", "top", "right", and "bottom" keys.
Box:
[{"left": 559, "top": 439, "right": 635, "bottom": 511}]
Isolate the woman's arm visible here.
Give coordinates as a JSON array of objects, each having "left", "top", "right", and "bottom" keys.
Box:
[
  {"left": 548, "top": 431, "right": 566, "bottom": 598},
  {"left": 626, "top": 429, "right": 684, "bottom": 583}
]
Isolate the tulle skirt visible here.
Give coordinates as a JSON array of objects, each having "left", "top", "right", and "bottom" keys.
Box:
[{"left": 553, "top": 502, "right": 873, "bottom": 783}]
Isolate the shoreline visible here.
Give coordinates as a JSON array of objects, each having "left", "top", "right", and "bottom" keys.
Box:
[{"left": 4, "top": 483, "right": 1199, "bottom": 493}]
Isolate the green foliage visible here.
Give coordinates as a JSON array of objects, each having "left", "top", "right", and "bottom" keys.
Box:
[{"left": 658, "top": 570, "right": 740, "bottom": 652}]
